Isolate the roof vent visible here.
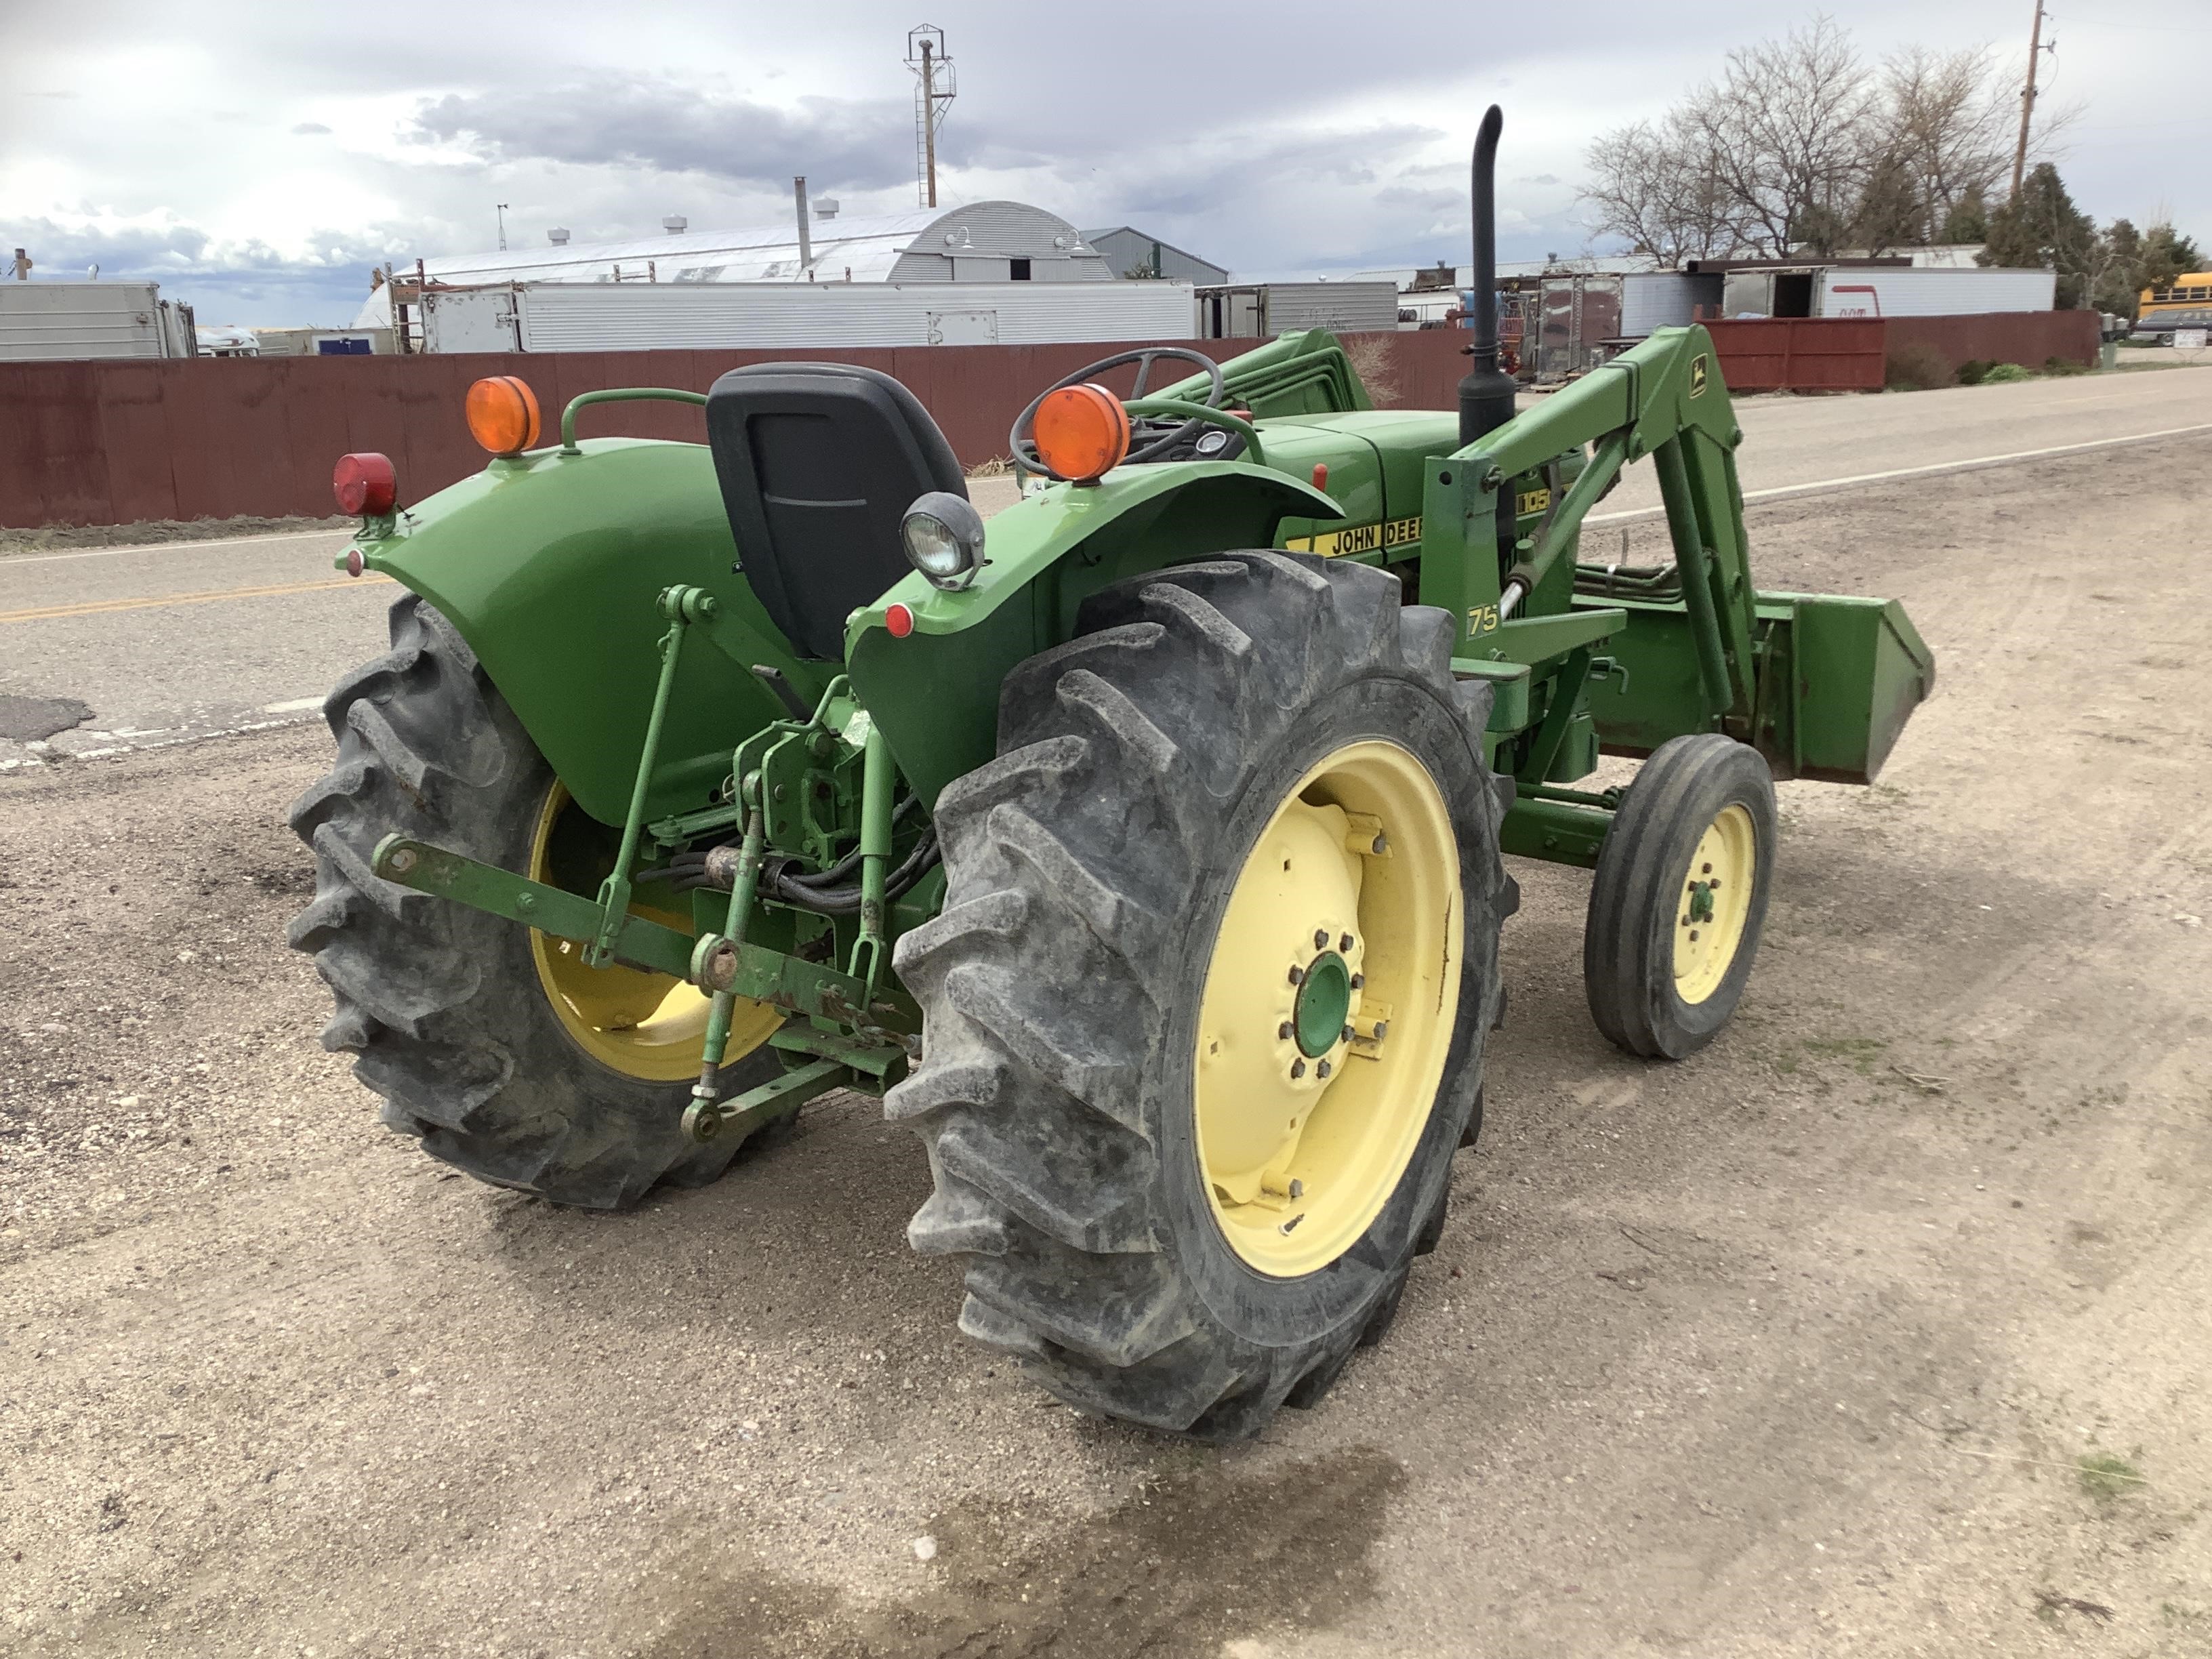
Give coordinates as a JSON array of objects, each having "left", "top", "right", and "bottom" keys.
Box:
[
  {"left": 814, "top": 198, "right": 839, "bottom": 220},
  {"left": 548, "top": 228, "right": 571, "bottom": 245},
  {"left": 663, "top": 216, "right": 689, "bottom": 234}
]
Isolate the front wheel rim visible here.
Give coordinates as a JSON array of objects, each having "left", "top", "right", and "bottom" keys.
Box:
[
  {"left": 1671, "top": 802, "right": 1757, "bottom": 1006},
  {"left": 1193, "top": 740, "right": 1462, "bottom": 1278}
]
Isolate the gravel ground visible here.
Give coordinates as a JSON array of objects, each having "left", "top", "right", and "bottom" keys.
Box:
[{"left": 1, "top": 441, "right": 2208, "bottom": 1658}]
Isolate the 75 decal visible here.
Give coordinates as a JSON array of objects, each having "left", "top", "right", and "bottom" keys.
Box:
[{"left": 1465, "top": 604, "right": 1500, "bottom": 636}]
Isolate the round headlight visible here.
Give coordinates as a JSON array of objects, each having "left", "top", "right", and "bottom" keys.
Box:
[{"left": 901, "top": 491, "right": 987, "bottom": 591}]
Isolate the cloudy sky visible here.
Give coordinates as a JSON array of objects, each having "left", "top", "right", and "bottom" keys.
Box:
[{"left": 3, "top": 0, "right": 2201, "bottom": 326}]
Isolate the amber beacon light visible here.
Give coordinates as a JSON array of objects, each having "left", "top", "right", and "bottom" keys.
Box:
[
  {"left": 466, "top": 375, "right": 542, "bottom": 456},
  {"left": 1031, "top": 383, "right": 1130, "bottom": 483}
]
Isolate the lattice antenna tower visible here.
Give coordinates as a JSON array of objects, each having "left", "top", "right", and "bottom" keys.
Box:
[{"left": 906, "top": 25, "right": 956, "bottom": 208}]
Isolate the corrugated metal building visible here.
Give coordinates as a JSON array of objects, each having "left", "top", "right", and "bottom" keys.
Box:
[
  {"left": 1080, "top": 228, "right": 1229, "bottom": 285},
  {"left": 357, "top": 201, "right": 1110, "bottom": 329},
  {"left": 419, "top": 279, "right": 1197, "bottom": 353}
]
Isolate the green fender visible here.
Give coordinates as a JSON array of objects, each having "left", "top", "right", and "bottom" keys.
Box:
[
  {"left": 348, "top": 438, "right": 831, "bottom": 827},
  {"left": 351, "top": 442, "right": 1338, "bottom": 826},
  {"left": 846, "top": 460, "right": 1339, "bottom": 806}
]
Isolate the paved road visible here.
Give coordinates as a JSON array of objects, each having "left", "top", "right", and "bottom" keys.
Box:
[{"left": 3, "top": 365, "right": 2207, "bottom": 771}]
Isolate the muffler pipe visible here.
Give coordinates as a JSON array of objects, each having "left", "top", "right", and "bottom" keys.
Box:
[{"left": 1456, "top": 104, "right": 1517, "bottom": 449}]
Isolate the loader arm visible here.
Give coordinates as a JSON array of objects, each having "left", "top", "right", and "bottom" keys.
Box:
[{"left": 1422, "top": 325, "right": 1931, "bottom": 795}]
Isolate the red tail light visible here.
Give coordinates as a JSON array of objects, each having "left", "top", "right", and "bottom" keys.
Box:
[{"left": 334, "top": 452, "right": 397, "bottom": 516}]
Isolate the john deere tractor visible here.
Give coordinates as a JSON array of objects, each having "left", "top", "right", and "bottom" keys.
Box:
[{"left": 290, "top": 110, "right": 1931, "bottom": 1438}]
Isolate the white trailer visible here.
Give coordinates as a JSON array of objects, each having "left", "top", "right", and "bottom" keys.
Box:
[
  {"left": 0, "top": 281, "right": 196, "bottom": 361},
  {"left": 1192, "top": 282, "right": 1400, "bottom": 340},
  {"left": 1719, "top": 265, "right": 2055, "bottom": 320},
  {"left": 413, "top": 279, "right": 1197, "bottom": 353},
  {"left": 1814, "top": 266, "right": 2055, "bottom": 317}
]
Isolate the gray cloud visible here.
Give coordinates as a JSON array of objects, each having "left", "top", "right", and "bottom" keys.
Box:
[
  {"left": 407, "top": 77, "right": 923, "bottom": 193},
  {"left": 291, "top": 121, "right": 332, "bottom": 135}
]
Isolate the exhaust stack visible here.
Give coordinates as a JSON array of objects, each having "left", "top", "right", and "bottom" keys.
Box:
[
  {"left": 794, "top": 176, "right": 813, "bottom": 274},
  {"left": 1456, "top": 105, "right": 1517, "bottom": 447}
]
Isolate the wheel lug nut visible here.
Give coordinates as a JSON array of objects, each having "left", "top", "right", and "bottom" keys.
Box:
[
  {"left": 1314, "top": 928, "right": 1329, "bottom": 950},
  {"left": 1349, "top": 972, "right": 1364, "bottom": 990},
  {"left": 1315, "top": 1059, "right": 1332, "bottom": 1079},
  {"left": 1341, "top": 1024, "right": 1354, "bottom": 1044},
  {"left": 1278, "top": 1021, "right": 1293, "bottom": 1040},
  {"left": 1290, "top": 1059, "right": 1306, "bottom": 1079},
  {"left": 1287, "top": 966, "right": 1304, "bottom": 985},
  {"left": 1339, "top": 933, "right": 1353, "bottom": 952},
  {"left": 1289, "top": 1179, "right": 1304, "bottom": 1200},
  {"left": 1689, "top": 929, "right": 1700, "bottom": 941}
]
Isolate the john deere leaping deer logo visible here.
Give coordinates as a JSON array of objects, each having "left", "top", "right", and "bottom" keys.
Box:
[{"left": 1689, "top": 354, "right": 1710, "bottom": 397}]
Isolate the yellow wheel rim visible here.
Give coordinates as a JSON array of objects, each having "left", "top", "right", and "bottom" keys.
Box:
[
  {"left": 1193, "top": 741, "right": 1463, "bottom": 1278},
  {"left": 1672, "top": 803, "right": 1756, "bottom": 1006},
  {"left": 526, "top": 785, "right": 780, "bottom": 1082}
]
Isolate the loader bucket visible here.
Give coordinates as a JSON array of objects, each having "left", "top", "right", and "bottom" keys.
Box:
[
  {"left": 1774, "top": 592, "right": 1936, "bottom": 784},
  {"left": 1581, "top": 590, "right": 1933, "bottom": 785}
]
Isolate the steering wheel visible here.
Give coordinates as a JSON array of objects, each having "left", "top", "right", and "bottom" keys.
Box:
[{"left": 1009, "top": 347, "right": 1227, "bottom": 481}]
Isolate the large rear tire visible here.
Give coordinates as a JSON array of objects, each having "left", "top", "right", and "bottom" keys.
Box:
[
  {"left": 888, "top": 553, "right": 1516, "bottom": 1438},
  {"left": 287, "top": 593, "right": 783, "bottom": 1208}
]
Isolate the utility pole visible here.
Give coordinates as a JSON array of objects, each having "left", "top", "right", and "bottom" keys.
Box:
[
  {"left": 906, "top": 26, "right": 956, "bottom": 209},
  {"left": 920, "top": 39, "right": 938, "bottom": 208},
  {"left": 2009, "top": 0, "right": 2047, "bottom": 203},
  {"left": 497, "top": 203, "right": 510, "bottom": 252}
]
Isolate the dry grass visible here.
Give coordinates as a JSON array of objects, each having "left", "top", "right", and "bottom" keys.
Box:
[{"left": 1342, "top": 335, "right": 1403, "bottom": 407}]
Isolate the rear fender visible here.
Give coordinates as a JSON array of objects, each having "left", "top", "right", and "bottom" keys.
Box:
[
  {"left": 350, "top": 438, "right": 826, "bottom": 826},
  {"left": 846, "top": 462, "right": 1342, "bottom": 805}
]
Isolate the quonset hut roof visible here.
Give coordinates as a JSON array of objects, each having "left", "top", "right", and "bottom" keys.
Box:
[{"left": 397, "top": 201, "right": 1107, "bottom": 287}]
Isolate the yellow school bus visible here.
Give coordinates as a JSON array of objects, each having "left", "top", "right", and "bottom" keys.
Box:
[{"left": 2135, "top": 273, "right": 2212, "bottom": 340}]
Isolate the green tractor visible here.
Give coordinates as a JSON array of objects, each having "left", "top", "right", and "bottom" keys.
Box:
[{"left": 290, "top": 110, "right": 1931, "bottom": 1438}]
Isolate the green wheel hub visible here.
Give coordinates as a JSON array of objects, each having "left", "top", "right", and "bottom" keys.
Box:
[{"left": 1293, "top": 951, "right": 1353, "bottom": 1058}]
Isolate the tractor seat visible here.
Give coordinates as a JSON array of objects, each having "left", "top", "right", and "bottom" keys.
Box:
[{"left": 704, "top": 363, "right": 968, "bottom": 660}]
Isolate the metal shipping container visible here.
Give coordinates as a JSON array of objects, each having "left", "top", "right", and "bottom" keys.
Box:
[
  {"left": 474, "top": 279, "right": 1197, "bottom": 352},
  {"left": 0, "top": 281, "right": 195, "bottom": 361},
  {"left": 1536, "top": 274, "right": 1622, "bottom": 380},
  {"left": 1617, "top": 272, "right": 1725, "bottom": 337},
  {"left": 1193, "top": 283, "right": 1400, "bottom": 339}
]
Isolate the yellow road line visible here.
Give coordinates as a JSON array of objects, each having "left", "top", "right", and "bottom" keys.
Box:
[{"left": 0, "top": 573, "right": 393, "bottom": 624}]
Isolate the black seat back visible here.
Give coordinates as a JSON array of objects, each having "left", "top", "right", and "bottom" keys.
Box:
[{"left": 704, "top": 363, "right": 967, "bottom": 660}]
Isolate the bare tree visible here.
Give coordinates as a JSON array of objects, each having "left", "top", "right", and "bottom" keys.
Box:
[
  {"left": 1582, "top": 111, "right": 1745, "bottom": 266},
  {"left": 1581, "top": 17, "right": 2082, "bottom": 266},
  {"left": 1881, "top": 46, "right": 2014, "bottom": 245},
  {"left": 1689, "top": 16, "right": 1878, "bottom": 257}
]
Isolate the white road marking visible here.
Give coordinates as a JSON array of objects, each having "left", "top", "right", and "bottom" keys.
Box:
[
  {"left": 262, "top": 697, "right": 326, "bottom": 714},
  {"left": 1589, "top": 421, "right": 2212, "bottom": 525}
]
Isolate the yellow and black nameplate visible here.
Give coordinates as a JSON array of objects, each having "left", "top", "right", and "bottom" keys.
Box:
[
  {"left": 1689, "top": 354, "right": 1709, "bottom": 396},
  {"left": 1517, "top": 487, "right": 1551, "bottom": 515},
  {"left": 1284, "top": 515, "right": 1422, "bottom": 557}
]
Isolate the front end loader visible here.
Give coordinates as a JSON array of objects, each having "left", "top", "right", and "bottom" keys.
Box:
[{"left": 291, "top": 108, "right": 1931, "bottom": 1439}]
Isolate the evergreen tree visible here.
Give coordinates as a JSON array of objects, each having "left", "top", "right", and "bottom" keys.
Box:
[
  {"left": 1940, "top": 188, "right": 1987, "bottom": 244},
  {"left": 1979, "top": 163, "right": 2097, "bottom": 308}
]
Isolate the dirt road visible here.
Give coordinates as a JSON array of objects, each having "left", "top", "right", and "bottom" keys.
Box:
[{"left": 2, "top": 440, "right": 2208, "bottom": 1658}]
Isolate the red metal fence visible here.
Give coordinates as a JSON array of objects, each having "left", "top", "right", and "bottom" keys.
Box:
[{"left": 0, "top": 313, "right": 2103, "bottom": 529}]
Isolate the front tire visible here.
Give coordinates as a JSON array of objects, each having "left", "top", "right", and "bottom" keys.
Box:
[
  {"left": 1582, "top": 733, "right": 1776, "bottom": 1059},
  {"left": 888, "top": 554, "right": 1516, "bottom": 1438},
  {"left": 287, "top": 593, "right": 783, "bottom": 1208}
]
